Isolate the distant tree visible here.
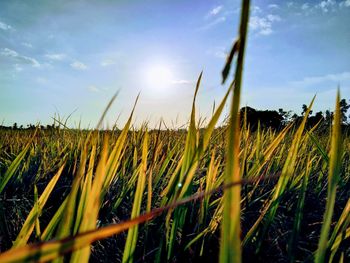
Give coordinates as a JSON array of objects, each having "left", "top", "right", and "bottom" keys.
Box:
[
  {"left": 291, "top": 113, "right": 299, "bottom": 120},
  {"left": 260, "top": 110, "right": 284, "bottom": 129},
  {"left": 325, "top": 110, "right": 333, "bottom": 126},
  {"left": 339, "top": 99, "right": 350, "bottom": 123},
  {"left": 278, "top": 108, "right": 292, "bottom": 125},
  {"left": 315, "top": 111, "right": 324, "bottom": 120},
  {"left": 240, "top": 106, "right": 283, "bottom": 130},
  {"left": 308, "top": 111, "right": 324, "bottom": 128},
  {"left": 240, "top": 106, "right": 257, "bottom": 129},
  {"left": 26, "top": 124, "right": 36, "bottom": 130},
  {"left": 301, "top": 104, "right": 313, "bottom": 116},
  {"left": 13, "top": 122, "right": 18, "bottom": 130}
]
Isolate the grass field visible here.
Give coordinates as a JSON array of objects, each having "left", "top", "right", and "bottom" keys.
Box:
[
  {"left": 0, "top": 96, "right": 349, "bottom": 262},
  {"left": 0, "top": 1, "right": 349, "bottom": 262}
]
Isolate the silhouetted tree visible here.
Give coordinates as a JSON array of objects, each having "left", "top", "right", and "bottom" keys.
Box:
[
  {"left": 240, "top": 107, "right": 283, "bottom": 131},
  {"left": 308, "top": 111, "right": 324, "bottom": 128},
  {"left": 26, "top": 124, "right": 36, "bottom": 130},
  {"left": 325, "top": 110, "right": 333, "bottom": 126},
  {"left": 339, "top": 99, "right": 350, "bottom": 123},
  {"left": 301, "top": 104, "right": 313, "bottom": 116},
  {"left": 278, "top": 108, "right": 292, "bottom": 125}
]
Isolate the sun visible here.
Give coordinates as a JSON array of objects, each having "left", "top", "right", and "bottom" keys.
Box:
[{"left": 145, "top": 65, "right": 173, "bottom": 89}]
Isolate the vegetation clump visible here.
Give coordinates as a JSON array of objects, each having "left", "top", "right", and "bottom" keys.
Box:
[{"left": 0, "top": 1, "right": 349, "bottom": 262}]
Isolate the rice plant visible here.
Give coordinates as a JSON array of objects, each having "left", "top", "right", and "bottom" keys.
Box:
[{"left": 0, "top": 0, "right": 349, "bottom": 262}]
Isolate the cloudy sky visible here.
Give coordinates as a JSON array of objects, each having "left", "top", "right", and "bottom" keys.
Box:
[{"left": 1, "top": 0, "right": 350, "bottom": 128}]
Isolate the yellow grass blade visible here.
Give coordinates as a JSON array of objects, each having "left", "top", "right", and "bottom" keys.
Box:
[
  {"left": 122, "top": 131, "right": 148, "bottom": 263},
  {"left": 315, "top": 90, "right": 343, "bottom": 263},
  {"left": 220, "top": 0, "right": 250, "bottom": 262},
  {"left": 0, "top": 129, "right": 37, "bottom": 194},
  {"left": 12, "top": 164, "right": 65, "bottom": 248}
]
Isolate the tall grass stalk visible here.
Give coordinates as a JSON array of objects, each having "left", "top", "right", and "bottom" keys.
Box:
[
  {"left": 315, "top": 90, "right": 343, "bottom": 263},
  {"left": 220, "top": 0, "right": 250, "bottom": 262},
  {"left": 122, "top": 131, "right": 149, "bottom": 263}
]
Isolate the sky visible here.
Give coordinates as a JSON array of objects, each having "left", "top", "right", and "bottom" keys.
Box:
[{"left": 1, "top": 0, "right": 350, "bottom": 128}]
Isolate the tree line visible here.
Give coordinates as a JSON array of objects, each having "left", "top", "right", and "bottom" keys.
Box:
[
  {"left": 240, "top": 98, "right": 350, "bottom": 131},
  {"left": 1, "top": 99, "right": 349, "bottom": 132}
]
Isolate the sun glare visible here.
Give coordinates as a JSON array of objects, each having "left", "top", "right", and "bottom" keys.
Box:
[{"left": 145, "top": 65, "right": 173, "bottom": 89}]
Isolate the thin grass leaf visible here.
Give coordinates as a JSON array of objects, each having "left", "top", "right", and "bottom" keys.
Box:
[
  {"left": 0, "top": 129, "right": 37, "bottom": 194},
  {"left": 12, "top": 164, "right": 65, "bottom": 248},
  {"left": 220, "top": 0, "right": 250, "bottom": 262},
  {"left": 122, "top": 131, "right": 148, "bottom": 263},
  {"left": 0, "top": 176, "right": 253, "bottom": 263},
  {"left": 315, "top": 90, "right": 343, "bottom": 263}
]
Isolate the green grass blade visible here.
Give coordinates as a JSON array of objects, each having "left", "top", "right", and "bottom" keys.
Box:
[
  {"left": 288, "top": 155, "right": 313, "bottom": 262},
  {"left": 220, "top": 0, "right": 250, "bottom": 262},
  {"left": 122, "top": 131, "right": 149, "bottom": 263},
  {"left": 12, "top": 164, "right": 65, "bottom": 248},
  {"left": 315, "top": 90, "right": 343, "bottom": 263},
  {"left": 0, "top": 129, "right": 37, "bottom": 194}
]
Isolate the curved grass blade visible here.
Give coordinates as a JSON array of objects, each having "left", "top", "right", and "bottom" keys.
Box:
[
  {"left": 0, "top": 177, "right": 257, "bottom": 263},
  {"left": 12, "top": 164, "right": 65, "bottom": 248}
]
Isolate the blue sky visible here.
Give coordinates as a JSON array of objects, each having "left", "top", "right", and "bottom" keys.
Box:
[{"left": 1, "top": 0, "right": 350, "bottom": 128}]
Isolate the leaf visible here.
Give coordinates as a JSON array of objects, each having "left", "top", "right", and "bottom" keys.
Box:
[
  {"left": 122, "top": 131, "right": 149, "bottom": 263},
  {"left": 315, "top": 90, "right": 343, "bottom": 263},
  {"left": 220, "top": 1, "right": 250, "bottom": 262},
  {"left": 12, "top": 164, "right": 65, "bottom": 248},
  {"left": 0, "top": 129, "right": 37, "bottom": 194},
  {"left": 222, "top": 39, "right": 240, "bottom": 84}
]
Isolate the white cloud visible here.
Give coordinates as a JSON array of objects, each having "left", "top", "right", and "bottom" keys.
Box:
[
  {"left": 45, "top": 53, "right": 66, "bottom": 61},
  {"left": 87, "top": 85, "right": 100, "bottom": 92},
  {"left": 301, "top": 3, "right": 309, "bottom": 10},
  {"left": 1, "top": 48, "right": 18, "bottom": 57},
  {"left": 213, "top": 50, "right": 226, "bottom": 59},
  {"left": 1, "top": 48, "right": 40, "bottom": 67},
  {"left": 317, "top": 0, "right": 336, "bottom": 12},
  {"left": 339, "top": 0, "right": 350, "bottom": 7},
  {"left": 171, "top": 79, "right": 192, "bottom": 85},
  {"left": 70, "top": 61, "right": 88, "bottom": 70},
  {"left": 266, "top": 14, "right": 281, "bottom": 22},
  {"left": 206, "top": 46, "right": 227, "bottom": 59},
  {"left": 0, "top": 21, "right": 12, "bottom": 31},
  {"left": 290, "top": 72, "right": 350, "bottom": 87},
  {"left": 201, "top": 5, "right": 227, "bottom": 30},
  {"left": 297, "top": 0, "right": 349, "bottom": 14},
  {"left": 100, "top": 58, "right": 116, "bottom": 67},
  {"left": 259, "top": 27, "right": 273, "bottom": 36},
  {"left": 14, "top": 64, "right": 23, "bottom": 72},
  {"left": 297, "top": 0, "right": 348, "bottom": 15},
  {"left": 268, "top": 4, "right": 279, "bottom": 9},
  {"left": 252, "top": 5, "right": 262, "bottom": 14},
  {"left": 200, "top": 16, "right": 226, "bottom": 30},
  {"left": 250, "top": 14, "right": 281, "bottom": 36},
  {"left": 207, "top": 5, "right": 223, "bottom": 17}
]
